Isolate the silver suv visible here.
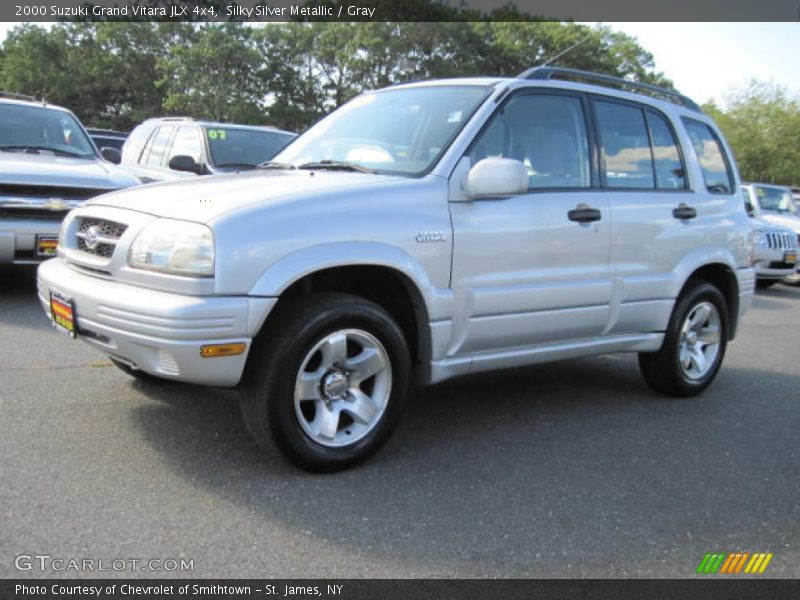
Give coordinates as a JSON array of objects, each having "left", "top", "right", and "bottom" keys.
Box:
[
  {"left": 0, "top": 93, "right": 140, "bottom": 264},
  {"left": 118, "top": 117, "right": 296, "bottom": 183},
  {"left": 38, "top": 69, "right": 755, "bottom": 471}
]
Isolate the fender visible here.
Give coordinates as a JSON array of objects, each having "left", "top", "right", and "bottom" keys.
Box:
[
  {"left": 668, "top": 246, "right": 747, "bottom": 339},
  {"left": 669, "top": 247, "right": 741, "bottom": 298},
  {"left": 248, "top": 241, "right": 454, "bottom": 323}
]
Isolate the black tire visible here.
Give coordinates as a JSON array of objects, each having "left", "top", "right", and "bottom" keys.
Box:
[
  {"left": 756, "top": 280, "right": 777, "bottom": 289},
  {"left": 638, "top": 281, "right": 729, "bottom": 397},
  {"left": 241, "top": 292, "right": 411, "bottom": 472},
  {"left": 109, "top": 357, "right": 159, "bottom": 382}
]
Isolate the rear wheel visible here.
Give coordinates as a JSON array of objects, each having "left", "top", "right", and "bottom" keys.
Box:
[
  {"left": 241, "top": 292, "right": 410, "bottom": 472},
  {"left": 638, "top": 282, "right": 728, "bottom": 397}
]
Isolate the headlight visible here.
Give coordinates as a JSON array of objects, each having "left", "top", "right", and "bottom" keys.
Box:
[{"left": 128, "top": 219, "right": 214, "bottom": 276}]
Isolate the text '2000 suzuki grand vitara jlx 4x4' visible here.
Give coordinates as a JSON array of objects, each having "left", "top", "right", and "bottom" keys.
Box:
[{"left": 38, "top": 68, "right": 755, "bottom": 471}]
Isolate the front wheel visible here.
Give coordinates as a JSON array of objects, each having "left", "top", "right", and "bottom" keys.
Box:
[
  {"left": 241, "top": 293, "right": 410, "bottom": 472},
  {"left": 638, "top": 282, "right": 728, "bottom": 397}
]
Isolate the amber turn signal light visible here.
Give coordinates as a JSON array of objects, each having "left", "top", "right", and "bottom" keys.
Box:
[{"left": 200, "top": 343, "right": 246, "bottom": 358}]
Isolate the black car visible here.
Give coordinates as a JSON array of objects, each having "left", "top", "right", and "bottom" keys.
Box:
[{"left": 86, "top": 128, "right": 128, "bottom": 155}]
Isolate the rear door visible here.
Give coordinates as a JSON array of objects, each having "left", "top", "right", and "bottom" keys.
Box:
[{"left": 598, "top": 99, "right": 736, "bottom": 335}]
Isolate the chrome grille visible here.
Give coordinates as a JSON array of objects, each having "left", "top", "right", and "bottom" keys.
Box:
[
  {"left": 765, "top": 232, "right": 797, "bottom": 250},
  {"left": 75, "top": 217, "right": 128, "bottom": 258}
]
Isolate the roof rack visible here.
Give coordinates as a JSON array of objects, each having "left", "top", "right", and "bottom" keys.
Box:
[
  {"left": 517, "top": 67, "right": 702, "bottom": 113},
  {"left": 0, "top": 91, "right": 43, "bottom": 104},
  {"left": 153, "top": 116, "right": 194, "bottom": 122}
]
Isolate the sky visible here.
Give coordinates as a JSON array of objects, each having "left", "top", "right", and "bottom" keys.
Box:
[
  {"left": 0, "top": 21, "right": 797, "bottom": 107},
  {"left": 602, "top": 22, "right": 800, "bottom": 107}
]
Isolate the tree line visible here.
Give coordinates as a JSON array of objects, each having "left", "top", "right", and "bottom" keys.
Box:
[
  {"left": 1, "top": 21, "right": 797, "bottom": 185},
  {"left": 0, "top": 21, "right": 669, "bottom": 133},
  {"left": 705, "top": 83, "right": 800, "bottom": 187}
]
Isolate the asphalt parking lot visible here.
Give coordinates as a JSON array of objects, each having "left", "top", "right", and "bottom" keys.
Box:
[{"left": 1, "top": 265, "right": 798, "bottom": 579}]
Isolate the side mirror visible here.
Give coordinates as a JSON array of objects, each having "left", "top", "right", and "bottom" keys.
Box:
[
  {"left": 465, "top": 158, "right": 528, "bottom": 198},
  {"left": 744, "top": 201, "right": 755, "bottom": 217},
  {"left": 168, "top": 155, "right": 203, "bottom": 175},
  {"left": 100, "top": 147, "right": 122, "bottom": 164}
]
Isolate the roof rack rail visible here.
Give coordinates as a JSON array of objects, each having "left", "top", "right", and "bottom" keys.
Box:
[
  {"left": 156, "top": 116, "right": 194, "bottom": 122},
  {"left": 0, "top": 90, "right": 42, "bottom": 104},
  {"left": 517, "top": 67, "right": 702, "bottom": 113}
]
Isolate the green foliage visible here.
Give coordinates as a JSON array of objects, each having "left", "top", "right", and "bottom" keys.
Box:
[
  {"left": 705, "top": 82, "right": 800, "bottom": 187},
  {"left": 1, "top": 21, "right": 671, "bottom": 133},
  {"left": 160, "top": 24, "right": 265, "bottom": 123}
]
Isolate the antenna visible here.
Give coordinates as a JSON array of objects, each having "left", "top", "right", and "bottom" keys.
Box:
[{"left": 538, "top": 38, "right": 590, "bottom": 68}]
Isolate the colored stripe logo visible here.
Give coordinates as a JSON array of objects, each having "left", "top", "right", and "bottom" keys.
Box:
[{"left": 697, "top": 552, "right": 773, "bottom": 574}]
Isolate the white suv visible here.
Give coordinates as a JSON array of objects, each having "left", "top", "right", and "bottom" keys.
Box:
[
  {"left": 38, "top": 68, "right": 755, "bottom": 471},
  {"left": 742, "top": 182, "right": 800, "bottom": 286}
]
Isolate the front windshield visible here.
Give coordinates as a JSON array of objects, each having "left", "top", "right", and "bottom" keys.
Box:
[
  {"left": 206, "top": 127, "right": 296, "bottom": 169},
  {"left": 274, "top": 85, "right": 491, "bottom": 176},
  {"left": 0, "top": 104, "right": 96, "bottom": 158},
  {"left": 755, "top": 185, "right": 797, "bottom": 214}
]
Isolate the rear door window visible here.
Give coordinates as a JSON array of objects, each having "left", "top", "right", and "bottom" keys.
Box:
[
  {"left": 645, "top": 111, "right": 686, "bottom": 190},
  {"left": 143, "top": 126, "right": 174, "bottom": 167}
]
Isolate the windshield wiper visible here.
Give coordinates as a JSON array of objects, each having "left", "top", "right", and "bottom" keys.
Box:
[
  {"left": 215, "top": 162, "right": 257, "bottom": 170},
  {"left": 0, "top": 144, "right": 88, "bottom": 158},
  {"left": 297, "top": 160, "right": 377, "bottom": 174},
  {"left": 256, "top": 160, "right": 296, "bottom": 170}
]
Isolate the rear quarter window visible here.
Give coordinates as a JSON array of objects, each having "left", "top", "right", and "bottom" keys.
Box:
[
  {"left": 121, "top": 124, "right": 155, "bottom": 164},
  {"left": 682, "top": 118, "right": 735, "bottom": 194}
]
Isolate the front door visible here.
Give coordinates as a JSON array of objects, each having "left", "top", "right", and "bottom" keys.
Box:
[{"left": 448, "top": 91, "right": 612, "bottom": 357}]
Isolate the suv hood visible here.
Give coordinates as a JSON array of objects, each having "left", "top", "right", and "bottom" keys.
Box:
[
  {"left": 759, "top": 212, "right": 800, "bottom": 233},
  {"left": 0, "top": 152, "right": 140, "bottom": 189},
  {"left": 89, "top": 169, "right": 405, "bottom": 223},
  {"left": 750, "top": 217, "right": 792, "bottom": 233}
]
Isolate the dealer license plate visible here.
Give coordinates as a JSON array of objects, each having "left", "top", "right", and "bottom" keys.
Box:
[
  {"left": 36, "top": 234, "right": 59, "bottom": 258},
  {"left": 785, "top": 250, "right": 797, "bottom": 265},
  {"left": 50, "top": 289, "right": 76, "bottom": 338}
]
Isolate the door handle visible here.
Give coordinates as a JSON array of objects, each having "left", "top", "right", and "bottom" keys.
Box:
[
  {"left": 672, "top": 203, "right": 697, "bottom": 220},
  {"left": 568, "top": 205, "right": 602, "bottom": 223}
]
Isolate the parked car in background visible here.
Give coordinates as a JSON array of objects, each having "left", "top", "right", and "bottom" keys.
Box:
[
  {"left": 118, "top": 118, "right": 296, "bottom": 183},
  {"left": 747, "top": 219, "right": 797, "bottom": 288},
  {"left": 0, "top": 92, "right": 140, "bottom": 265},
  {"left": 791, "top": 186, "right": 800, "bottom": 206},
  {"left": 87, "top": 128, "right": 128, "bottom": 156},
  {"left": 741, "top": 183, "right": 800, "bottom": 286},
  {"left": 38, "top": 69, "right": 755, "bottom": 471}
]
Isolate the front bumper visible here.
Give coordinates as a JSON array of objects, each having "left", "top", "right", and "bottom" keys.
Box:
[
  {"left": 1, "top": 219, "right": 61, "bottom": 264},
  {"left": 752, "top": 245, "right": 797, "bottom": 280},
  {"left": 37, "top": 258, "right": 277, "bottom": 387}
]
